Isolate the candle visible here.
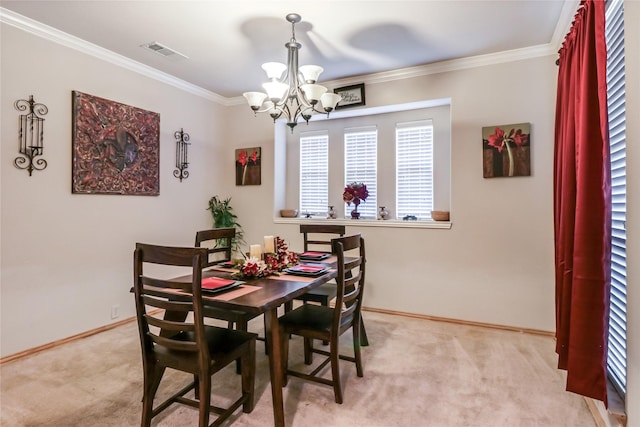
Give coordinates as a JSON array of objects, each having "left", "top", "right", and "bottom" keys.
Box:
[
  {"left": 264, "top": 236, "right": 275, "bottom": 254},
  {"left": 249, "top": 244, "right": 262, "bottom": 260}
]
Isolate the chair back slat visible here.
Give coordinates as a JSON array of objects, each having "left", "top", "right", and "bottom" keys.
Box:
[
  {"left": 300, "top": 224, "right": 345, "bottom": 253},
  {"left": 195, "top": 228, "right": 235, "bottom": 267},
  {"left": 150, "top": 334, "right": 199, "bottom": 353}
]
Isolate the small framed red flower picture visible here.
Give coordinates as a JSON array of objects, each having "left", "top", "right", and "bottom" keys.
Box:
[
  {"left": 482, "top": 123, "right": 531, "bottom": 178},
  {"left": 235, "top": 147, "right": 261, "bottom": 185}
]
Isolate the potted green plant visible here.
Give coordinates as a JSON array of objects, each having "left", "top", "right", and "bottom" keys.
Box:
[{"left": 207, "top": 195, "right": 245, "bottom": 256}]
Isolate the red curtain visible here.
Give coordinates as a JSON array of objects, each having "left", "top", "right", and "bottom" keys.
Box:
[{"left": 554, "top": 0, "right": 611, "bottom": 403}]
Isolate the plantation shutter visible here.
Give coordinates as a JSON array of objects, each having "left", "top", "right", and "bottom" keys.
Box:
[
  {"left": 344, "top": 126, "right": 377, "bottom": 219},
  {"left": 396, "top": 120, "right": 434, "bottom": 219},
  {"left": 605, "top": 0, "right": 627, "bottom": 396},
  {"left": 300, "top": 131, "right": 329, "bottom": 216}
]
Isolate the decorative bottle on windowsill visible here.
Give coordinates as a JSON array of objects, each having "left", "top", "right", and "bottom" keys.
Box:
[
  {"left": 327, "top": 205, "right": 336, "bottom": 219},
  {"left": 378, "top": 206, "right": 390, "bottom": 220}
]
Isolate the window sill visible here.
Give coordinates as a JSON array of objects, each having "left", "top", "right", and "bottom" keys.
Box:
[{"left": 273, "top": 217, "right": 452, "bottom": 229}]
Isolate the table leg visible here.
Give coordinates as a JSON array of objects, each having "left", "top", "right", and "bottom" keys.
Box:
[{"left": 264, "top": 308, "right": 285, "bottom": 427}]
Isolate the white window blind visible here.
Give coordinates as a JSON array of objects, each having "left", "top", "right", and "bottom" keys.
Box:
[
  {"left": 344, "top": 127, "right": 377, "bottom": 219},
  {"left": 299, "top": 131, "right": 329, "bottom": 216},
  {"left": 605, "top": 0, "right": 627, "bottom": 396},
  {"left": 396, "top": 120, "right": 434, "bottom": 219}
]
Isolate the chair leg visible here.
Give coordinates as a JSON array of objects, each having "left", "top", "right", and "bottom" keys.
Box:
[
  {"left": 330, "top": 339, "right": 343, "bottom": 404},
  {"left": 352, "top": 320, "right": 364, "bottom": 377},
  {"left": 198, "top": 374, "right": 211, "bottom": 427},
  {"left": 235, "top": 320, "right": 250, "bottom": 374},
  {"left": 359, "top": 313, "right": 369, "bottom": 346},
  {"left": 262, "top": 316, "right": 270, "bottom": 355},
  {"left": 321, "top": 297, "right": 330, "bottom": 345},
  {"left": 284, "top": 301, "right": 293, "bottom": 313},
  {"left": 303, "top": 337, "right": 314, "bottom": 365},
  {"left": 194, "top": 374, "right": 200, "bottom": 399},
  {"left": 241, "top": 340, "right": 256, "bottom": 413},
  {"left": 141, "top": 363, "right": 162, "bottom": 427}
]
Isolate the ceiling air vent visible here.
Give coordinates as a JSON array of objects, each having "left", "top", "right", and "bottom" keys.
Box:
[{"left": 140, "top": 41, "right": 188, "bottom": 60}]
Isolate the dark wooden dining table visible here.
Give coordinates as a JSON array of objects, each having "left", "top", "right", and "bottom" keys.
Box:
[{"left": 167, "top": 260, "right": 340, "bottom": 427}]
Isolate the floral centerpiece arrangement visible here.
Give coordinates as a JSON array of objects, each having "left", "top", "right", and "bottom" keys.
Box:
[
  {"left": 233, "top": 237, "right": 298, "bottom": 279},
  {"left": 233, "top": 258, "right": 273, "bottom": 279},
  {"left": 265, "top": 237, "right": 299, "bottom": 272},
  {"left": 343, "top": 182, "right": 369, "bottom": 219}
]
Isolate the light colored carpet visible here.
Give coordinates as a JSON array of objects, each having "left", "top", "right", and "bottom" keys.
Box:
[{"left": 0, "top": 310, "right": 595, "bottom": 426}]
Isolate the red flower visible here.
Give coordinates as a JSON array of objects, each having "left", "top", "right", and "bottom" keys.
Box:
[
  {"left": 488, "top": 127, "right": 506, "bottom": 152},
  {"left": 250, "top": 150, "right": 258, "bottom": 163},
  {"left": 487, "top": 127, "right": 529, "bottom": 152},
  {"left": 512, "top": 129, "right": 528, "bottom": 146},
  {"left": 343, "top": 182, "right": 369, "bottom": 206},
  {"left": 238, "top": 150, "right": 248, "bottom": 166}
]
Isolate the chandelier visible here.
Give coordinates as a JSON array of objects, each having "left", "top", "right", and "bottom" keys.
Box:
[{"left": 243, "top": 13, "right": 342, "bottom": 132}]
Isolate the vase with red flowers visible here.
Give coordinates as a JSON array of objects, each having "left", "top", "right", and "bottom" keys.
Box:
[{"left": 343, "top": 182, "right": 369, "bottom": 219}]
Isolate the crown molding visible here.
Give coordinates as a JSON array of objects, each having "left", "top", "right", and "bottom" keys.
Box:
[
  {"left": 2, "top": 5, "right": 572, "bottom": 106},
  {"left": 0, "top": 7, "right": 226, "bottom": 104}
]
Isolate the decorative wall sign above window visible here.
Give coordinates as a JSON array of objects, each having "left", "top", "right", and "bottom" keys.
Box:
[
  {"left": 334, "top": 83, "right": 366, "bottom": 109},
  {"left": 482, "top": 122, "right": 531, "bottom": 178},
  {"left": 71, "top": 91, "right": 160, "bottom": 195}
]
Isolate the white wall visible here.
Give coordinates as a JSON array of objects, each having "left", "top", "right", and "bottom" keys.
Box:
[{"left": 0, "top": 24, "right": 230, "bottom": 356}]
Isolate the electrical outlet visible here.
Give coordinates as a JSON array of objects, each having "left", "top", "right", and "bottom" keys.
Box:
[{"left": 111, "top": 304, "right": 120, "bottom": 319}]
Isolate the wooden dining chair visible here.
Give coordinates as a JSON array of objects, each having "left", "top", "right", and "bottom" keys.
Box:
[
  {"left": 278, "top": 234, "right": 366, "bottom": 404},
  {"left": 133, "top": 243, "right": 256, "bottom": 427},
  {"left": 194, "top": 227, "right": 235, "bottom": 267},
  {"left": 284, "top": 224, "right": 345, "bottom": 314},
  {"left": 195, "top": 228, "right": 268, "bottom": 359}
]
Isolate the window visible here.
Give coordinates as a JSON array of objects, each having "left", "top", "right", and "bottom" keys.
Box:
[
  {"left": 396, "top": 120, "right": 434, "bottom": 219},
  {"left": 605, "top": 0, "right": 627, "bottom": 397},
  {"left": 299, "top": 131, "right": 329, "bottom": 216},
  {"left": 283, "top": 100, "right": 451, "bottom": 222},
  {"left": 344, "top": 127, "right": 377, "bottom": 219}
]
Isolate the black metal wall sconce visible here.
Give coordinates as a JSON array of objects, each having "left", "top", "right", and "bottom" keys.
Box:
[
  {"left": 174, "top": 128, "right": 190, "bottom": 181},
  {"left": 14, "top": 95, "right": 48, "bottom": 176}
]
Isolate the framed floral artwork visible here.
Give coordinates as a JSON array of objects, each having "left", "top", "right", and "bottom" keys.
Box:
[
  {"left": 71, "top": 91, "right": 160, "bottom": 195},
  {"left": 236, "top": 147, "right": 261, "bottom": 186},
  {"left": 482, "top": 122, "right": 531, "bottom": 178}
]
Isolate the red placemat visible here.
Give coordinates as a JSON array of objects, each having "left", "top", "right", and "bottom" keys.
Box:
[{"left": 202, "top": 277, "right": 236, "bottom": 290}]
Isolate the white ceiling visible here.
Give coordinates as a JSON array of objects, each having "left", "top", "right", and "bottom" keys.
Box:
[{"left": 1, "top": 1, "right": 577, "bottom": 100}]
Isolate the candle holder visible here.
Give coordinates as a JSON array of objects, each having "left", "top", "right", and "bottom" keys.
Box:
[
  {"left": 14, "top": 95, "right": 48, "bottom": 176},
  {"left": 173, "top": 128, "right": 190, "bottom": 181}
]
